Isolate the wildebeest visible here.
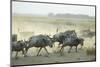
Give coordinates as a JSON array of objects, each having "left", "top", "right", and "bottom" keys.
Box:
[
  {"left": 25, "top": 34, "right": 53, "bottom": 56},
  {"left": 12, "top": 34, "right": 17, "bottom": 42},
  {"left": 53, "top": 30, "right": 77, "bottom": 47},
  {"left": 81, "top": 29, "right": 95, "bottom": 38},
  {"left": 81, "top": 29, "right": 91, "bottom": 33},
  {"left": 12, "top": 40, "right": 27, "bottom": 59},
  {"left": 59, "top": 37, "right": 84, "bottom": 55},
  {"left": 87, "top": 31, "right": 95, "bottom": 38}
]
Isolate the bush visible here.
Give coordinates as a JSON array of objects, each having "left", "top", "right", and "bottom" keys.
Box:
[{"left": 86, "top": 47, "right": 96, "bottom": 56}]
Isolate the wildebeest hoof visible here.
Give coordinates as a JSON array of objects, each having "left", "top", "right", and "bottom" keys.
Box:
[
  {"left": 39, "top": 54, "right": 42, "bottom": 56},
  {"left": 59, "top": 54, "right": 63, "bottom": 56},
  {"left": 45, "top": 55, "right": 49, "bottom": 57},
  {"left": 37, "top": 54, "right": 42, "bottom": 56},
  {"left": 15, "top": 57, "right": 18, "bottom": 59},
  {"left": 60, "top": 53, "right": 64, "bottom": 56},
  {"left": 24, "top": 55, "right": 28, "bottom": 57},
  {"left": 44, "top": 55, "right": 49, "bottom": 57},
  {"left": 79, "top": 48, "right": 82, "bottom": 50},
  {"left": 68, "top": 51, "right": 70, "bottom": 53}
]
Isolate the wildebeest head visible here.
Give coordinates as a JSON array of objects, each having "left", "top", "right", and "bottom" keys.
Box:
[
  {"left": 78, "top": 38, "right": 84, "bottom": 47},
  {"left": 17, "top": 40, "right": 27, "bottom": 49},
  {"left": 53, "top": 33, "right": 64, "bottom": 42},
  {"left": 18, "top": 40, "right": 29, "bottom": 55},
  {"left": 44, "top": 35, "right": 54, "bottom": 48}
]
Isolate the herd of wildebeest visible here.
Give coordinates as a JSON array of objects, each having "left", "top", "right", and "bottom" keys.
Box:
[{"left": 11, "top": 29, "right": 95, "bottom": 59}]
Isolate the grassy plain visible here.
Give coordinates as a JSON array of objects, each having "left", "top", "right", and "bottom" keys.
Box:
[{"left": 11, "top": 14, "right": 96, "bottom": 65}]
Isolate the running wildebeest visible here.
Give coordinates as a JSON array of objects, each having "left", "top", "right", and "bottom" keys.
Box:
[
  {"left": 12, "top": 40, "right": 27, "bottom": 59},
  {"left": 81, "top": 29, "right": 95, "bottom": 38},
  {"left": 25, "top": 34, "right": 53, "bottom": 56},
  {"left": 59, "top": 37, "right": 84, "bottom": 55},
  {"left": 53, "top": 30, "right": 77, "bottom": 47},
  {"left": 87, "top": 31, "right": 95, "bottom": 38}
]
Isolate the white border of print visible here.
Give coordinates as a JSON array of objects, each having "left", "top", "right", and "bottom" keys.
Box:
[{"left": 0, "top": 0, "right": 100, "bottom": 67}]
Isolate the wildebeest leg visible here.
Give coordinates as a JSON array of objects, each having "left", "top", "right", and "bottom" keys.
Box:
[
  {"left": 59, "top": 46, "right": 64, "bottom": 55},
  {"left": 59, "top": 46, "right": 63, "bottom": 52},
  {"left": 25, "top": 47, "right": 29, "bottom": 54},
  {"left": 61, "top": 47, "right": 64, "bottom": 55},
  {"left": 22, "top": 49, "right": 26, "bottom": 57},
  {"left": 15, "top": 51, "right": 18, "bottom": 59},
  {"left": 22, "top": 50, "right": 24, "bottom": 55},
  {"left": 25, "top": 47, "right": 30, "bottom": 57},
  {"left": 58, "top": 43, "right": 61, "bottom": 48},
  {"left": 80, "top": 45, "right": 83, "bottom": 49},
  {"left": 44, "top": 47, "right": 49, "bottom": 55},
  {"left": 37, "top": 47, "right": 42, "bottom": 56},
  {"left": 75, "top": 46, "right": 77, "bottom": 52},
  {"left": 68, "top": 46, "right": 72, "bottom": 53}
]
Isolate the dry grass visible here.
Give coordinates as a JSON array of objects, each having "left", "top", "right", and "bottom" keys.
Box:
[
  {"left": 11, "top": 15, "right": 96, "bottom": 65},
  {"left": 85, "top": 47, "right": 96, "bottom": 56}
]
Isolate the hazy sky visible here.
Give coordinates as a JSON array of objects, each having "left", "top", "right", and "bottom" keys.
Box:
[{"left": 12, "top": 1, "right": 95, "bottom": 16}]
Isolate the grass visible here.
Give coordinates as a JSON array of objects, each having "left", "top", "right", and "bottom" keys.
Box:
[
  {"left": 85, "top": 47, "right": 96, "bottom": 56},
  {"left": 12, "top": 14, "right": 96, "bottom": 65}
]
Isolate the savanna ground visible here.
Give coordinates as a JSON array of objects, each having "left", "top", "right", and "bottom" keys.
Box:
[{"left": 11, "top": 14, "right": 96, "bottom": 66}]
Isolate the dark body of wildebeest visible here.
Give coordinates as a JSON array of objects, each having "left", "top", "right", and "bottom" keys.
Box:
[
  {"left": 59, "top": 37, "right": 84, "bottom": 55},
  {"left": 53, "top": 30, "right": 77, "bottom": 47},
  {"left": 12, "top": 40, "right": 27, "bottom": 59},
  {"left": 53, "top": 30, "right": 84, "bottom": 55},
  {"left": 25, "top": 34, "right": 53, "bottom": 56}
]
